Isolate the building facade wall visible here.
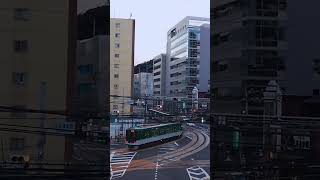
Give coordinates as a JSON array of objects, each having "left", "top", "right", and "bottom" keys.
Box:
[
  {"left": 0, "top": 0, "right": 75, "bottom": 165},
  {"left": 75, "top": 35, "right": 108, "bottom": 117},
  {"left": 166, "top": 16, "right": 210, "bottom": 98},
  {"left": 152, "top": 53, "right": 166, "bottom": 96},
  {"left": 134, "top": 73, "right": 153, "bottom": 98},
  {"left": 134, "top": 60, "right": 153, "bottom": 74},
  {"left": 287, "top": 1, "right": 320, "bottom": 96},
  {"left": 110, "top": 18, "right": 134, "bottom": 115},
  {"left": 199, "top": 23, "right": 210, "bottom": 93},
  {"left": 212, "top": 0, "right": 288, "bottom": 114}
]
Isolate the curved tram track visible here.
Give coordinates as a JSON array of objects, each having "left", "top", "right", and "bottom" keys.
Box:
[{"left": 127, "top": 126, "right": 210, "bottom": 171}]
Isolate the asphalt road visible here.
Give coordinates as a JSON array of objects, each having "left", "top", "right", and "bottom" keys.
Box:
[{"left": 110, "top": 123, "right": 210, "bottom": 180}]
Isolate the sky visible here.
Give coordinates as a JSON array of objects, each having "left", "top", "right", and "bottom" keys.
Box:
[{"left": 111, "top": 0, "right": 210, "bottom": 65}]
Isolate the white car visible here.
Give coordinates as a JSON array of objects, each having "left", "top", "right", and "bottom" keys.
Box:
[{"left": 187, "top": 123, "right": 195, "bottom": 127}]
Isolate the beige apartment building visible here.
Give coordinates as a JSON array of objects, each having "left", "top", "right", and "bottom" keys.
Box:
[
  {"left": 110, "top": 18, "right": 135, "bottom": 115},
  {"left": 0, "top": 0, "right": 76, "bottom": 168}
]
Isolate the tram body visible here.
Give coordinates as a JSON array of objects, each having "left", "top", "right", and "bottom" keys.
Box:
[{"left": 125, "top": 123, "right": 182, "bottom": 148}]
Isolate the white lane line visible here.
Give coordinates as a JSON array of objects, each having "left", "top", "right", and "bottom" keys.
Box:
[
  {"left": 159, "top": 147, "right": 176, "bottom": 150},
  {"left": 186, "top": 135, "right": 192, "bottom": 140},
  {"left": 112, "top": 156, "right": 134, "bottom": 159},
  {"left": 186, "top": 166, "right": 210, "bottom": 180},
  {"left": 110, "top": 162, "right": 130, "bottom": 165},
  {"left": 154, "top": 161, "right": 159, "bottom": 180},
  {"left": 161, "top": 144, "right": 177, "bottom": 148},
  {"left": 111, "top": 159, "right": 132, "bottom": 163},
  {"left": 110, "top": 152, "right": 115, "bottom": 160},
  {"left": 174, "top": 141, "right": 179, "bottom": 146}
]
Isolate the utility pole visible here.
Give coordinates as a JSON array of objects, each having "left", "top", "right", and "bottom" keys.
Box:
[
  {"left": 144, "top": 96, "right": 147, "bottom": 124},
  {"left": 92, "top": 17, "right": 96, "bottom": 37},
  {"left": 121, "top": 88, "right": 124, "bottom": 137},
  {"left": 1, "top": 138, "right": 4, "bottom": 162},
  {"left": 38, "top": 82, "right": 46, "bottom": 167}
]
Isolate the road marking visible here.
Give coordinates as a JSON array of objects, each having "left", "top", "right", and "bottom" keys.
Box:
[
  {"left": 110, "top": 151, "right": 137, "bottom": 179},
  {"left": 186, "top": 135, "right": 192, "bottom": 140},
  {"left": 186, "top": 166, "right": 210, "bottom": 180},
  {"left": 154, "top": 161, "right": 159, "bottom": 180},
  {"left": 174, "top": 141, "right": 179, "bottom": 146},
  {"left": 159, "top": 147, "right": 176, "bottom": 150},
  {"left": 158, "top": 142, "right": 179, "bottom": 155},
  {"left": 162, "top": 143, "right": 177, "bottom": 147}
]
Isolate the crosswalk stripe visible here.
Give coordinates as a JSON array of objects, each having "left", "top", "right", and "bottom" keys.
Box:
[{"left": 110, "top": 151, "right": 137, "bottom": 179}]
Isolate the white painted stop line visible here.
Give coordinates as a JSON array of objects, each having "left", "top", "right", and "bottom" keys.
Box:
[{"left": 186, "top": 166, "right": 210, "bottom": 180}]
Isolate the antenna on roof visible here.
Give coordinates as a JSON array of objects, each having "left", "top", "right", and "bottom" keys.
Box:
[{"left": 130, "top": 13, "right": 132, "bottom": 19}]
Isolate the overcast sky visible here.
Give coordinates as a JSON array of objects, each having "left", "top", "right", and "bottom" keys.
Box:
[{"left": 111, "top": 0, "right": 210, "bottom": 65}]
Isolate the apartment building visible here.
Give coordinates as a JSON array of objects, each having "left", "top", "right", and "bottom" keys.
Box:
[
  {"left": 134, "top": 59, "right": 153, "bottom": 74},
  {"left": 110, "top": 18, "right": 135, "bottom": 115},
  {"left": 0, "top": 0, "right": 76, "bottom": 167},
  {"left": 166, "top": 16, "right": 210, "bottom": 99},
  {"left": 133, "top": 73, "right": 153, "bottom": 98},
  {"left": 152, "top": 53, "right": 166, "bottom": 96},
  {"left": 212, "top": 0, "right": 320, "bottom": 115},
  {"left": 212, "top": 0, "right": 286, "bottom": 114},
  {"left": 75, "top": 35, "right": 108, "bottom": 119}
]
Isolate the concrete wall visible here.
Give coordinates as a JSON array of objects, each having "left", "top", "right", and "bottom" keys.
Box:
[
  {"left": 287, "top": 1, "right": 320, "bottom": 96},
  {"left": 76, "top": 35, "right": 108, "bottom": 115},
  {"left": 0, "top": 0, "right": 75, "bottom": 165}
]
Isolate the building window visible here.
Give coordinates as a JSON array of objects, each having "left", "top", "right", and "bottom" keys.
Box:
[
  {"left": 154, "top": 65, "right": 161, "bottom": 70},
  {"left": 154, "top": 91, "right": 160, "bottom": 95},
  {"left": 10, "top": 105, "right": 26, "bottom": 118},
  {"left": 115, "top": 43, "right": 120, "bottom": 48},
  {"left": 14, "top": 8, "right": 31, "bottom": 21},
  {"left": 10, "top": 138, "right": 25, "bottom": 151},
  {"left": 313, "top": 89, "right": 320, "bottom": 96},
  {"left": 78, "top": 83, "right": 93, "bottom": 95},
  {"left": 114, "top": 74, "right": 119, "bottom": 78},
  {"left": 78, "top": 64, "right": 93, "bottom": 75},
  {"left": 114, "top": 84, "right": 119, "bottom": 89},
  {"left": 115, "top": 54, "right": 120, "bottom": 58},
  {"left": 113, "top": 105, "right": 118, "bottom": 110},
  {"left": 115, "top": 23, "right": 120, "bottom": 28},
  {"left": 279, "top": 0, "right": 287, "bottom": 10},
  {"left": 114, "top": 64, "right": 120, "bottom": 68},
  {"left": 14, "top": 40, "right": 28, "bottom": 52},
  {"left": 12, "top": 72, "right": 26, "bottom": 85},
  {"left": 154, "top": 58, "right": 161, "bottom": 64},
  {"left": 170, "top": 28, "right": 177, "bottom": 38},
  {"left": 154, "top": 78, "right": 161, "bottom": 82},
  {"left": 154, "top": 72, "right": 160, "bottom": 76},
  {"left": 170, "top": 72, "right": 182, "bottom": 77},
  {"left": 213, "top": 3, "right": 234, "bottom": 19},
  {"left": 115, "top": 33, "right": 120, "bottom": 38}
]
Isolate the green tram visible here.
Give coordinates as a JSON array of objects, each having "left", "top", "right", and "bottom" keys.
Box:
[{"left": 125, "top": 123, "right": 183, "bottom": 149}]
